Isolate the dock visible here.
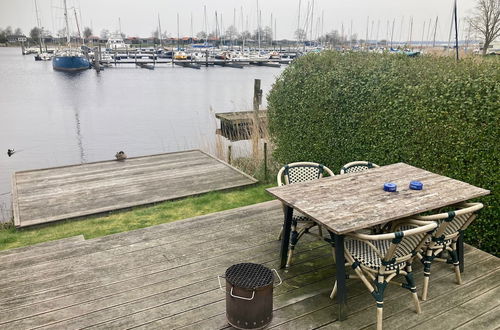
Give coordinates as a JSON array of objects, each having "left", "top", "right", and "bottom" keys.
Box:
[
  {"left": 0, "top": 201, "right": 497, "bottom": 329},
  {"left": 11, "top": 150, "right": 257, "bottom": 228},
  {"left": 216, "top": 110, "right": 268, "bottom": 141}
]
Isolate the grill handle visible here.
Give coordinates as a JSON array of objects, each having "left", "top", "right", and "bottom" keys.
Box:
[
  {"left": 230, "top": 287, "right": 255, "bottom": 301},
  {"left": 271, "top": 269, "right": 283, "bottom": 286},
  {"left": 217, "top": 275, "right": 256, "bottom": 300}
]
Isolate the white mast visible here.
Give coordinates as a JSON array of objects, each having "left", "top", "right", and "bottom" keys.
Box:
[
  {"left": 34, "top": 0, "right": 43, "bottom": 52},
  {"left": 63, "top": 0, "right": 70, "bottom": 45},
  {"left": 158, "top": 14, "right": 163, "bottom": 47}
]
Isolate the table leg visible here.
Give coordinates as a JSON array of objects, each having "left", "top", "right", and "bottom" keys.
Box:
[
  {"left": 280, "top": 206, "right": 293, "bottom": 269},
  {"left": 332, "top": 232, "right": 347, "bottom": 321},
  {"left": 458, "top": 231, "right": 464, "bottom": 273}
]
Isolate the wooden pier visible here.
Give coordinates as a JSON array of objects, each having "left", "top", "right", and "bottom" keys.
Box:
[
  {"left": 0, "top": 201, "right": 497, "bottom": 329},
  {"left": 216, "top": 110, "right": 268, "bottom": 141},
  {"left": 97, "top": 58, "right": 291, "bottom": 67},
  {"left": 11, "top": 150, "right": 257, "bottom": 228}
]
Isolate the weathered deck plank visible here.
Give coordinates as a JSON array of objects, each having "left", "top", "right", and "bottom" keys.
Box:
[
  {"left": 12, "top": 150, "right": 257, "bottom": 227},
  {"left": 0, "top": 202, "right": 498, "bottom": 329}
]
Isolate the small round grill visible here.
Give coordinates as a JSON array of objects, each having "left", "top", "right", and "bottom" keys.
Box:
[{"left": 225, "top": 263, "right": 274, "bottom": 289}]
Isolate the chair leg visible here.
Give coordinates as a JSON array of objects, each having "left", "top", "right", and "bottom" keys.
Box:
[
  {"left": 422, "top": 250, "right": 433, "bottom": 301},
  {"left": 376, "top": 304, "right": 383, "bottom": 330},
  {"left": 330, "top": 280, "right": 338, "bottom": 299},
  {"left": 318, "top": 225, "right": 323, "bottom": 239},
  {"left": 277, "top": 226, "right": 283, "bottom": 240},
  {"left": 454, "top": 264, "right": 462, "bottom": 285},
  {"left": 412, "top": 292, "right": 422, "bottom": 314},
  {"left": 449, "top": 247, "right": 463, "bottom": 285},
  {"left": 403, "top": 266, "right": 421, "bottom": 314},
  {"left": 285, "top": 222, "right": 299, "bottom": 268}
]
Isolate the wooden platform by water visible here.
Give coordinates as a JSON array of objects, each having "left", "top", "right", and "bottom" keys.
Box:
[
  {"left": 11, "top": 150, "right": 257, "bottom": 228},
  {"left": 0, "top": 201, "right": 498, "bottom": 329}
]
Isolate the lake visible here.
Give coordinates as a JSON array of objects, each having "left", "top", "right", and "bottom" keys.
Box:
[{"left": 0, "top": 47, "right": 284, "bottom": 221}]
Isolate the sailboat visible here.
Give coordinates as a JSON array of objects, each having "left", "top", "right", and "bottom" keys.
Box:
[{"left": 52, "top": 0, "right": 90, "bottom": 71}]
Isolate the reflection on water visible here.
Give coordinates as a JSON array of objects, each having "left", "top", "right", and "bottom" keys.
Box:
[{"left": 0, "top": 47, "right": 284, "bottom": 221}]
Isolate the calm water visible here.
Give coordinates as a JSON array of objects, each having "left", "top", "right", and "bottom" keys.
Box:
[{"left": 0, "top": 47, "right": 284, "bottom": 221}]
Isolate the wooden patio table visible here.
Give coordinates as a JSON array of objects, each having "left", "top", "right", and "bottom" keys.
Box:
[{"left": 266, "top": 162, "right": 489, "bottom": 320}]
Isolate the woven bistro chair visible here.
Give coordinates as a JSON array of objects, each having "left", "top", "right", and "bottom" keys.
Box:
[
  {"left": 330, "top": 220, "right": 437, "bottom": 330},
  {"left": 340, "top": 161, "right": 379, "bottom": 174},
  {"left": 276, "top": 162, "right": 335, "bottom": 268},
  {"left": 411, "top": 202, "right": 484, "bottom": 301}
]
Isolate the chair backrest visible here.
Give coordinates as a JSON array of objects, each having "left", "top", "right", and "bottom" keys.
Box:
[
  {"left": 347, "top": 220, "right": 437, "bottom": 271},
  {"left": 414, "top": 202, "right": 483, "bottom": 243},
  {"left": 340, "top": 161, "right": 379, "bottom": 174},
  {"left": 277, "top": 162, "right": 334, "bottom": 186}
]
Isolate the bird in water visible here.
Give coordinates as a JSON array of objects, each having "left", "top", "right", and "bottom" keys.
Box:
[
  {"left": 7, "top": 149, "right": 15, "bottom": 157},
  {"left": 115, "top": 151, "right": 127, "bottom": 161}
]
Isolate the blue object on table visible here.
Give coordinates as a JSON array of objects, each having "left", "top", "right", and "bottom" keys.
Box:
[
  {"left": 383, "top": 183, "right": 397, "bottom": 192},
  {"left": 410, "top": 181, "right": 423, "bottom": 190}
]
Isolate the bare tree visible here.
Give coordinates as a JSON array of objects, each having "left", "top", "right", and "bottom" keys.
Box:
[
  {"left": 196, "top": 31, "right": 207, "bottom": 40},
  {"left": 295, "top": 28, "right": 306, "bottom": 41},
  {"left": 225, "top": 25, "right": 238, "bottom": 40},
  {"left": 29, "top": 27, "right": 42, "bottom": 44},
  {"left": 100, "top": 29, "right": 109, "bottom": 39},
  {"left": 468, "top": 0, "right": 500, "bottom": 55},
  {"left": 83, "top": 27, "right": 92, "bottom": 39}
]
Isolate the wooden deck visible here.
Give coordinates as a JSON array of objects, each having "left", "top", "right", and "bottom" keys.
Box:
[
  {"left": 11, "top": 150, "right": 257, "bottom": 228},
  {"left": 0, "top": 201, "right": 498, "bottom": 329}
]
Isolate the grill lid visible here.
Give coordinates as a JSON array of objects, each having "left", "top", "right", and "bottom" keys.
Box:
[{"left": 225, "top": 263, "right": 274, "bottom": 289}]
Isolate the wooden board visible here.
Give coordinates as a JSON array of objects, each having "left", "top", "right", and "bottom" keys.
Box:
[
  {"left": 267, "top": 163, "right": 490, "bottom": 234},
  {"left": 0, "top": 201, "right": 497, "bottom": 329},
  {"left": 12, "top": 150, "right": 257, "bottom": 227}
]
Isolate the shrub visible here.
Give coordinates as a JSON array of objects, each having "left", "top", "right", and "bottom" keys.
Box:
[{"left": 267, "top": 52, "right": 499, "bottom": 256}]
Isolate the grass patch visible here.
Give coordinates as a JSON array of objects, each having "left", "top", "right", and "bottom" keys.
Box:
[{"left": 0, "top": 184, "right": 275, "bottom": 251}]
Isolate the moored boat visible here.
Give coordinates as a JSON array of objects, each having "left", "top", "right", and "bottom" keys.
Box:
[
  {"left": 52, "top": 49, "right": 90, "bottom": 71},
  {"left": 52, "top": 0, "right": 90, "bottom": 72}
]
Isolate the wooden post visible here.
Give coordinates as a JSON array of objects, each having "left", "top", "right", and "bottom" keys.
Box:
[
  {"left": 253, "top": 79, "right": 262, "bottom": 110},
  {"left": 252, "top": 79, "right": 263, "bottom": 159},
  {"left": 205, "top": 50, "right": 209, "bottom": 67},
  {"left": 94, "top": 45, "right": 101, "bottom": 72},
  {"left": 263, "top": 142, "right": 268, "bottom": 182},
  {"left": 21, "top": 41, "right": 25, "bottom": 55},
  {"left": 228, "top": 145, "right": 232, "bottom": 164},
  {"left": 114, "top": 50, "right": 117, "bottom": 66}
]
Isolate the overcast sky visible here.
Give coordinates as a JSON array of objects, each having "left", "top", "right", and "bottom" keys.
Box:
[{"left": 0, "top": 0, "right": 478, "bottom": 41}]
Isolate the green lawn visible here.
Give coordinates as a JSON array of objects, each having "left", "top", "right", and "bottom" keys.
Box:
[{"left": 0, "top": 184, "right": 275, "bottom": 251}]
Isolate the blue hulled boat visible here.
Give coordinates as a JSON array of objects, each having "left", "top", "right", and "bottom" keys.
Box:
[
  {"left": 52, "top": 50, "right": 90, "bottom": 71},
  {"left": 52, "top": 0, "right": 90, "bottom": 72}
]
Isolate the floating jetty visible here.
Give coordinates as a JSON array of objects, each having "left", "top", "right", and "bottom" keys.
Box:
[
  {"left": 96, "top": 58, "right": 289, "bottom": 68},
  {"left": 11, "top": 150, "right": 257, "bottom": 227}
]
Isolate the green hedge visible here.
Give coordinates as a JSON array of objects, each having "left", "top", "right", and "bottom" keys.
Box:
[{"left": 267, "top": 52, "right": 499, "bottom": 256}]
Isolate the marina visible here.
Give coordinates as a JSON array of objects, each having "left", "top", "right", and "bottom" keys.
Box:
[{"left": 0, "top": 46, "right": 284, "bottom": 222}]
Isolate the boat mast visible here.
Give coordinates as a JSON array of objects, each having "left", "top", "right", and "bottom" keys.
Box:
[
  {"left": 241, "top": 6, "right": 245, "bottom": 49},
  {"left": 390, "top": 18, "right": 395, "bottom": 48},
  {"left": 74, "top": 8, "right": 82, "bottom": 43},
  {"left": 177, "top": 13, "right": 180, "bottom": 51},
  {"left": 158, "top": 14, "right": 163, "bottom": 47},
  {"left": 34, "top": 0, "right": 43, "bottom": 53},
  {"left": 204, "top": 5, "right": 208, "bottom": 45},
  {"left": 63, "top": 0, "right": 70, "bottom": 46},
  {"left": 432, "top": 16, "right": 439, "bottom": 47}
]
